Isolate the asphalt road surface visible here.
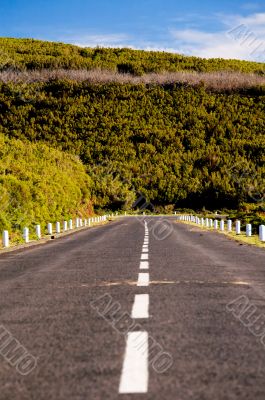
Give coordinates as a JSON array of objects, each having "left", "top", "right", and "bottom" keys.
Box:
[{"left": 0, "top": 217, "right": 265, "bottom": 400}]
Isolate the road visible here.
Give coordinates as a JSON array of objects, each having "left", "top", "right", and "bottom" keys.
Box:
[{"left": 0, "top": 216, "right": 265, "bottom": 400}]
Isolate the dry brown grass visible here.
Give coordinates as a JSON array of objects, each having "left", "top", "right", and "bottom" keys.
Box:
[{"left": 1, "top": 69, "right": 265, "bottom": 91}]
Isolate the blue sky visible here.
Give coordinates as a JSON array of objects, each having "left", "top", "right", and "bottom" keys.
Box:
[{"left": 1, "top": 0, "right": 265, "bottom": 61}]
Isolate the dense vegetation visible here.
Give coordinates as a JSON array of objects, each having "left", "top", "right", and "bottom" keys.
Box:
[
  {"left": 1, "top": 37, "right": 265, "bottom": 74},
  {"left": 0, "top": 37, "right": 264, "bottom": 230},
  {"left": 0, "top": 81, "right": 264, "bottom": 213},
  {"left": 0, "top": 134, "right": 92, "bottom": 232}
]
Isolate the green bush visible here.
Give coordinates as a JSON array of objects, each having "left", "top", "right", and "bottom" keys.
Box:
[{"left": 0, "top": 134, "right": 92, "bottom": 231}]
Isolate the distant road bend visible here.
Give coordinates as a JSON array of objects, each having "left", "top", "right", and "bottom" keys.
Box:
[{"left": 0, "top": 216, "right": 265, "bottom": 400}]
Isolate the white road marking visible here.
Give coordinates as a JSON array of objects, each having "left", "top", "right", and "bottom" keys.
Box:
[
  {"left": 137, "top": 273, "right": 149, "bottom": 286},
  {"left": 119, "top": 331, "right": 148, "bottom": 394},
  {"left": 142, "top": 248, "right": 148, "bottom": 253},
  {"left": 140, "top": 261, "right": 149, "bottom": 269},
  {"left": 131, "top": 294, "right": 149, "bottom": 319},
  {"left": 141, "top": 253, "right": 148, "bottom": 260}
]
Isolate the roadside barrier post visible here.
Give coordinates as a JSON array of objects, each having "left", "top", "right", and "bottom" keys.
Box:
[
  {"left": 36, "top": 225, "right": 41, "bottom": 239},
  {"left": 23, "top": 227, "right": 29, "bottom": 243},
  {"left": 236, "top": 221, "right": 241, "bottom": 235},
  {"left": 47, "top": 223, "right": 53, "bottom": 235},
  {"left": 227, "top": 220, "right": 232, "bottom": 232},
  {"left": 2, "top": 230, "right": 9, "bottom": 248},
  {"left": 246, "top": 224, "right": 252, "bottom": 237},
  {"left": 259, "top": 225, "right": 265, "bottom": 242}
]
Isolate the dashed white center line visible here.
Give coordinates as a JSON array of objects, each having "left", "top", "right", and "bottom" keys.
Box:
[
  {"left": 131, "top": 294, "right": 149, "bottom": 318},
  {"left": 119, "top": 331, "right": 149, "bottom": 394},
  {"left": 140, "top": 261, "right": 149, "bottom": 269},
  {"left": 137, "top": 272, "right": 149, "bottom": 286},
  {"left": 141, "top": 253, "right": 149, "bottom": 260}
]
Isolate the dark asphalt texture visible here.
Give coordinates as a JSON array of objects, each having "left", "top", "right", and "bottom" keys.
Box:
[{"left": 0, "top": 217, "right": 265, "bottom": 400}]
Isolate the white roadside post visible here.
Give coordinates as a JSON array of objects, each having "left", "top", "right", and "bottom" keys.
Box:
[
  {"left": 2, "top": 230, "right": 9, "bottom": 248},
  {"left": 69, "top": 219, "right": 73, "bottom": 230},
  {"left": 214, "top": 220, "right": 218, "bottom": 230},
  {"left": 63, "top": 221, "right": 68, "bottom": 231},
  {"left": 246, "top": 224, "right": 252, "bottom": 237},
  {"left": 23, "top": 227, "right": 29, "bottom": 243},
  {"left": 36, "top": 225, "right": 41, "bottom": 240},
  {"left": 88, "top": 218, "right": 91, "bottom": 226},
  {"left": 209, "top": 219, "right": 213, "bottom": 228},
  {"left": 227, "top": 220, "right": 232, "bottom": 232},
  {"left": 205, "top": 218, "right": 209, "bottom": 228},
  {"left": 220, "top": 220, "right": 225, "bottom": 231},
  {"left": 259, "top": 225, "right": 265, "bottom": 242},
  {"left": 47, "top": 223, "right": 53, "bottom": 235},
  {"left": 235, "top": 220, "right": 241, "bottom": 235},
  {"left": 56, "top": 222, "right": 61, "bottom": 234},
  {"left": 76, "top": 218, "right": 80, "bottom": 228}
]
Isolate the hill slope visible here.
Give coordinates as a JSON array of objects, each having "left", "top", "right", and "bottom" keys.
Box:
[
  {"left": 0, "top": 38, "right": 264, "bottom": 214},
  {"left": 1, "top": 37, "right": 265, "bottom": 74}
]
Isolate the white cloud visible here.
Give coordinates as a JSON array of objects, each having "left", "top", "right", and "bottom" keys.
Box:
[{"left": 170, "top": 12, "right": 265, "bottom": 61}]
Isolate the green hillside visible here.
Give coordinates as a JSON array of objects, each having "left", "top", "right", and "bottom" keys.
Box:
[
  {"left": 0, "top": 81, "right": 264, "bottom": 211},
  {"left": 0, "top": 37, "right": 264, "bottom": 221},
  {"left": 1, "top": 37, "right": 265, "bottom": 74}
]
